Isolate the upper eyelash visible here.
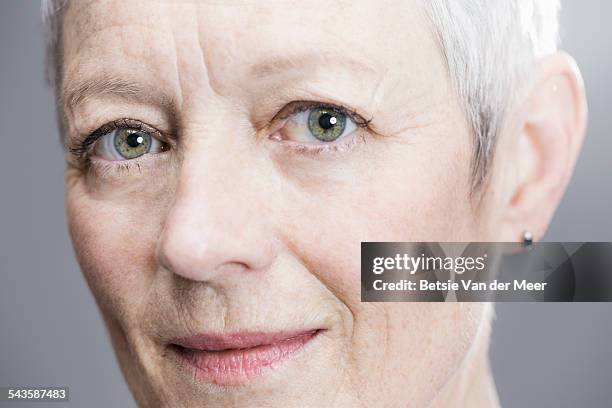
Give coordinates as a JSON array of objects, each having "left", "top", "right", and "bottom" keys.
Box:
[{"left": 273, "top": 101, "right": 373, "bottom": 129}]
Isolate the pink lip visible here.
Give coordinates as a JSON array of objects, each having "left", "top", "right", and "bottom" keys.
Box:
[{"left": 170, "top": 330, "right": 321, "bottom": 385}]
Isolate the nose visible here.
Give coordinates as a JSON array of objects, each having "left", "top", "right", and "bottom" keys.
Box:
[{"left": 156, "top": 141, "right": 276, "bottom": 282}]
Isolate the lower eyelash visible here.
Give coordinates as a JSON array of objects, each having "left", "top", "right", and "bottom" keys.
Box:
[
  {"left": 88, "top": 159, "right": 142, "bottom": 179},
  {"left": 276, "top": 131, "right": 367, "bottom": 157},
  {"left": 87, "top": 153, "right": 168, "bottom": 179}
]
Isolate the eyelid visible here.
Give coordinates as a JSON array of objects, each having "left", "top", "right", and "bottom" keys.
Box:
[{"left": 69, "top": 118, "right": 165, "bottom": 159}]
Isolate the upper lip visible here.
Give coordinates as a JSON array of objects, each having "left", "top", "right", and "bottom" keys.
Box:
[{"left": 170, "top": 329, "right": 322, "bottom": 351}]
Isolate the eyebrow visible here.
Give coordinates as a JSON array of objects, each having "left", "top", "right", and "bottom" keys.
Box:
[
  {"left": 250, "top": 52, "right": 382, "bottom": 80},
  {"left": 61, "top": 73, "right": 173, "bottom": 111}
]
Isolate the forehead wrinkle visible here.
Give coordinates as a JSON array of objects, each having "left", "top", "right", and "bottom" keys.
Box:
[
  {"left": 61, "top": 6, "right": 178, "bottom": 113},
  {"left": 61, "top": 1, "right": 174, "bottom": 76}
]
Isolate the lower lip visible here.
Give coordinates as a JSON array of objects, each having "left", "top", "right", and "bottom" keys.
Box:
[{"left": 171, "top": 330, "right": 320, "bottom": 386}]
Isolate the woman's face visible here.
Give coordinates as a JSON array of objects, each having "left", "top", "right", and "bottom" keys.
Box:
[{"left": 62, "top": 0, "right": 497, "bottom": 406}]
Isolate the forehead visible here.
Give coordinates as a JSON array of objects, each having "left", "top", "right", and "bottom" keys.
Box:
[
  {"left": 60, "top": 0, "right": 441, "bottom": 80},
  {"left": 62, "top": 0, "right": 432, "bottom": 46}
]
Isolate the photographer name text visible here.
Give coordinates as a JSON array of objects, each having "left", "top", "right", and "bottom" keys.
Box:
[{"left": 372, "top": 279, "right": 548, "bottom": 292}]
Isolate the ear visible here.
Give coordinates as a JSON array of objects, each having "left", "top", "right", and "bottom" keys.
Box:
[{"left": 498, "top": 52, "right": 588, "bottom": 242}]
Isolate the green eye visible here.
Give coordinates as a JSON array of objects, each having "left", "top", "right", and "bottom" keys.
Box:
[
  {"left": 91, "top": 122, "right": 165, "bottom": 162},
  {"left": 307, "top": 107, "right": 347, "bottom": 142},
  {"left": 114, "top": 129, "right": 152, "bottom": 159}
]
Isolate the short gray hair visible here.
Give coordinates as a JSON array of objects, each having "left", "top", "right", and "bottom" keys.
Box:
[
  {"left": 428, "top": 0, "right": 560, "bottom": 187},
  {"left": 41, "top": 0, "right": 560, "bottom": 187}
]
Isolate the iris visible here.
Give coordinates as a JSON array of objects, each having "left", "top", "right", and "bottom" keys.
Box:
[
  {"left": 307, "top": 107, "right": 347, "bottom": 142},
  {"left": 113, "top": 129, "right": 152, "bottom": 159}
]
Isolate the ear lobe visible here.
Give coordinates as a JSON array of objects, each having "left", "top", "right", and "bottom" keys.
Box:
[{"left": 500, "top": 52, "right": 587, "bottom": 242}]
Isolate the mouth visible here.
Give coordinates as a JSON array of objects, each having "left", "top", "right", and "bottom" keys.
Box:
[{"left": 168, "top": 329, "right": 324, "bottom": 386}]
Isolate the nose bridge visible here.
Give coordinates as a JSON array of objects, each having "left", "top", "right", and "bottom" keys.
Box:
[{"left": 157, "top": 125, "right": 274, "bottom": 282}]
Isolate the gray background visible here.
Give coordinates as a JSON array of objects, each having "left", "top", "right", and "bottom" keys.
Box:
[{"left": 0, "top": 1, "right": 610, "bottom": 407}]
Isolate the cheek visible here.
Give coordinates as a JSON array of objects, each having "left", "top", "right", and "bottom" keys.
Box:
[
  {"left": 65, "top": 173, "right": 166, "bottom": 319},
  {"left": 277, "top": 133, "right": 484, "bottom": 402},
  {"left": 280, "top": 134, "right": 479, "bottom": 297}
]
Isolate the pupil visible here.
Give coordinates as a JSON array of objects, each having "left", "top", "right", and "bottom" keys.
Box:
[
  {"left": 318, "top": 113, "right": 337, "bottom": 130},
  {"left": 126, "top": 132, "right": 143, "bottom": 148}
]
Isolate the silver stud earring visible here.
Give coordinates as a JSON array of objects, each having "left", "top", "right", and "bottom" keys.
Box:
[{"left": 522, "top": 230, "right": 534, "bottom": 249}]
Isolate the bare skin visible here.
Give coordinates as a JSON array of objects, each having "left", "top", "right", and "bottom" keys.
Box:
[{"left": 59, "top": 0, "right": 586, "bottom": 407}]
